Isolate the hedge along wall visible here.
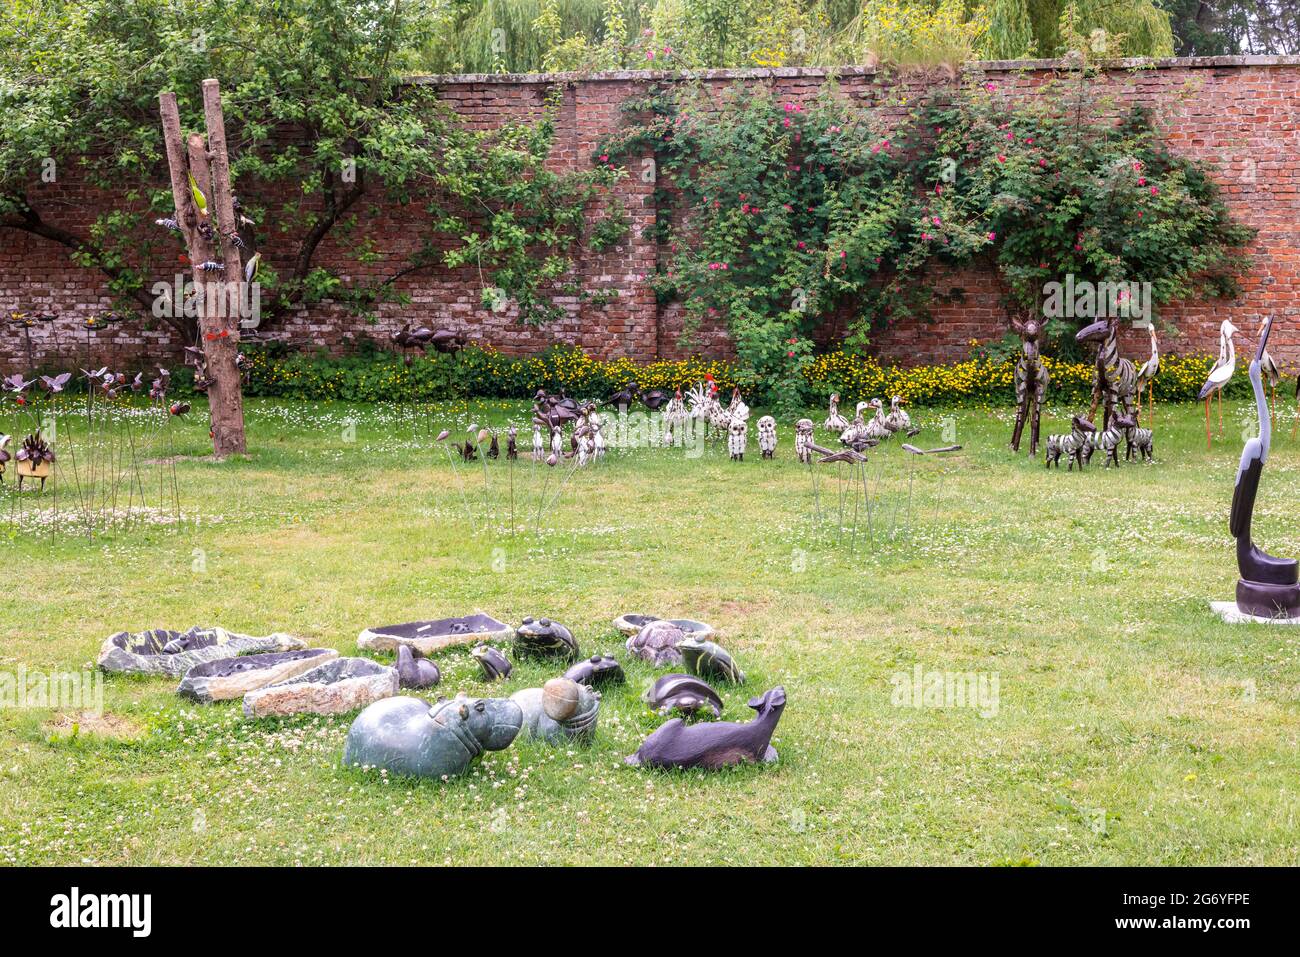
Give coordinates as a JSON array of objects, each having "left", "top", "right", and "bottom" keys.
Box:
[{"left": 2, "top": 55, "right": 1299, "bottom": 376}]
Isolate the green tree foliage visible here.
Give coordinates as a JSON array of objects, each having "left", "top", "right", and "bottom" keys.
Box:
[
  {"left": 1157, "top": 0, "right": 1300, "bottom": 56},
  {"left": 0, "top": 0, "right": 627, "bottom": 337},
  {"left": 416, "top": 0, "right": 1186, "bottom": 74},
  {"left": 982, "top": 0, "right": 1175, "bottom": 59}
]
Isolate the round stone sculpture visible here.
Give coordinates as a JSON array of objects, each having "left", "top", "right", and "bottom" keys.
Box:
[{"left": 510, "top": 678, "right": 600, "bottom": 745}]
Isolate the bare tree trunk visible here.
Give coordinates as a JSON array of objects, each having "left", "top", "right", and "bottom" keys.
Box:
[{"left": 158, "top": 83, "right": 247, "bottom": 457}]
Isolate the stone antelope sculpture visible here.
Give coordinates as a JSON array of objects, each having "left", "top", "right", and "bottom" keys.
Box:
[{"left": 625, "top": 686, "right": 786, "bottom": 770}]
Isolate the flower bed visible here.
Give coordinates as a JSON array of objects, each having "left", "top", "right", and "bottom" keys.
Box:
[{"left": 231, "top": 342, "right": 1236, "bottom": 409}]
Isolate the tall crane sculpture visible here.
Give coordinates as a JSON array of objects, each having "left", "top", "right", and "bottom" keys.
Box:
[{"left": 1230, "top": 315, "right": 1300, "bottom": 618}]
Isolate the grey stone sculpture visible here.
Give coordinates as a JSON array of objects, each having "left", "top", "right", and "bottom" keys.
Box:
[
  {"left": 510, "top": 678, "right": 601, "bottom": 745},
  {"left": 98, "top": 626, "right": 306, "bottom": 676},
  {"left": 642, "top": 673, "right": 724, "bottom": 720},
  {"left": 243, "top": 658, "right": 399, "bottom": 718},
  {"left": 514, "top": 617, "right": 579, "bottom": 660},
  {"left": 357, "top": 614, "right": 512, "bottom": 655},
  {"left": 471, "top": 644, "right": 512, "bottom": 680},
  {"left": 395, "top": 645, "right": 440, "bottom": 689},
  {"left": 626, "top": 619, "right": 686, "bottom": 666},
  {"left": 679, "top": 637, "right": 745, "bottom": 683},
  {"left": 342, "top": 693, "right": 523, "bottom": 780},
  {"left": 612, "top": 614, "right": 715, "bottom": 641},
  {"left": 564, "top": 654, "right": 625, "bottom": 687},
  {"left": 176, "top": 648, "right": 338, "bottom": 702}
]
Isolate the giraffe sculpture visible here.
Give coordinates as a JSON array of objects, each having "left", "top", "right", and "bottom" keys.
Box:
[
  {"left": 1076, "top": 315, "right": 1137, "bottom": 431},
  {"left": 1009, "top": 312, "right": 1050, "bottom": 455}
]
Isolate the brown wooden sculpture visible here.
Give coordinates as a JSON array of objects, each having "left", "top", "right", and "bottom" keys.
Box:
[{"left": 1009, "top": 311, "right": 1049, "bottom": 455}]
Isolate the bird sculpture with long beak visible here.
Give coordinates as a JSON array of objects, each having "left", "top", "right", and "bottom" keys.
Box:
[
  {"left": 1135, "top": 324, "right": 1160, "bottom": 423},
  {"left": 1232, "top": 315, "right": 1300, "bottom": 618},
  {"left": 1256, "top": 316, "right": 1280, "bottom": 428},
  {"left": 1197, "top": 319, "right": 1239, "bottom": 450}
]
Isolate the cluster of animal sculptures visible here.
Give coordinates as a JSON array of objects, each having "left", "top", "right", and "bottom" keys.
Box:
[
  {"left": 1023, "top": 312, "right": 1293, "bottom": 469},
  {"left": 95, "top": 608, "right": 786, "bottom": 779}
]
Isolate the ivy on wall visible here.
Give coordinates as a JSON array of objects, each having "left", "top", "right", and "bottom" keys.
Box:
[{"left": 597, "top": 67, "right": 1254, "bottom": 407}]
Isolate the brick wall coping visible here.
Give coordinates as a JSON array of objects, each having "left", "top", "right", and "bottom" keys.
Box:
[{"left": 405, "top": 55, "right": 1300, "bottom": 87}]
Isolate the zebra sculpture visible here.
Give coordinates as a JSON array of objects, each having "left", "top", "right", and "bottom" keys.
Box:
[
  {"left": 1009, "top": 312, "right": 1050, "bottom": 455},
  {"left": 1077, "top": 315, "right": 1137, "bottom": 431},
  {"left": 1045, "top": 415, "right": 1095, "bottom": 470},
  {"left": 1092, "top": 413, "right": 1137, "bottom": 468},
  {"left": 1125, "top": 412, "right": 1154, "bottom": 463}
]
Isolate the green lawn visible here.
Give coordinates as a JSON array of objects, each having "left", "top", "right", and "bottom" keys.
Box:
[{"left": 2, "top": 396, "right": 1298, "bottom": 866}]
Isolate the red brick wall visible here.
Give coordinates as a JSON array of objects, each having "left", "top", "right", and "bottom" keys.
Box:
[{"left": 3, "top": 56, "right": 1298, "bottom": 374}]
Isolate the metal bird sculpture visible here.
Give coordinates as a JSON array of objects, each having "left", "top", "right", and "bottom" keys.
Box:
[{"left": 1197, "top": 319, "right": 1239, "bottom": 449}]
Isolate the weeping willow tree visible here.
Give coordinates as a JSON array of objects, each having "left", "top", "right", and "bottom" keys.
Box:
[
  {"left": 420, "top": 0, "right": 646, "bottom": 73},
  {"left": 416, "top": 0, "right": 1177, "bottom": 74},
  {"left": 982, "top": 0, "right": 1175, "bottom": 58}
]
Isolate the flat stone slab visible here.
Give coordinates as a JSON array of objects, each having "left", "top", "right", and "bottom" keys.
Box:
[
  {"left": 243, "top": 657, "right": 399, "bottom": 717},
  {"left": 1209, "top": 600, "right": 1300, "bottom": 625},
  {"left": 98, "top": 626, "right": 307, "bottom": 676},
  {"left": 177, "top": 648, "right": 339, "bottom": 703},
  {"left": 357, "top": 614, "right": 512, "bottom": 654},
  {"left": 612, "top": 614, "right": 716, "bottom": 640}
]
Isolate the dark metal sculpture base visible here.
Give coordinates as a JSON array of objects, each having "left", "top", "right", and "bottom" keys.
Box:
[{"left": 1235, "top": 580, "right": 1300, "bottom": 619}]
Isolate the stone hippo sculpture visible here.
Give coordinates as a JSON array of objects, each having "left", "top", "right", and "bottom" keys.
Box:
[
  {"left": 626, "top": 686, "right": 786, "bottom": 770},
  {"left": 342, "top": 693, "right": 523, "bottom": 780}
]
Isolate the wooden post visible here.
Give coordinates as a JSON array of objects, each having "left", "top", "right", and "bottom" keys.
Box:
[{"left": 158, "top": 82, "right": 247, "bottom": 457}]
